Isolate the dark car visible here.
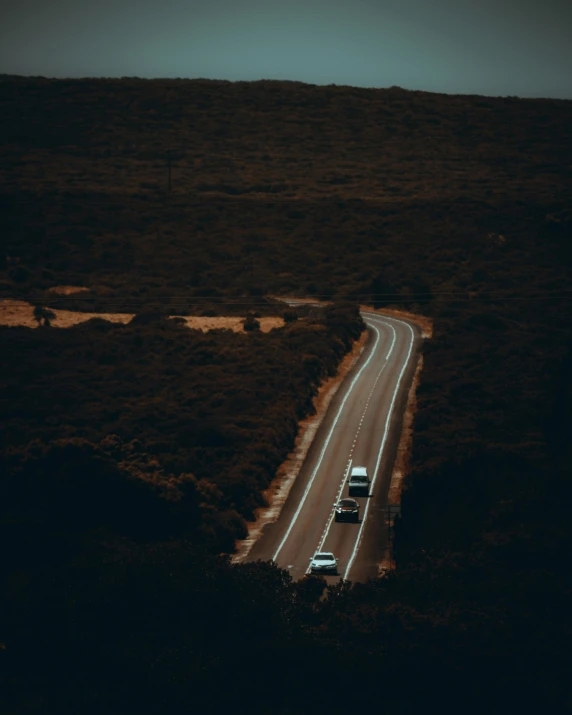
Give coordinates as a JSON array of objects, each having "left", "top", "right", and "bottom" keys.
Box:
[{"left": 334, "top": 498, "right": 360, "bottom": 523}]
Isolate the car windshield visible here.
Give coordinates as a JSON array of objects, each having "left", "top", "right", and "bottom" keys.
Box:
[
  {"left": 340, "top": 499, "right": 357, "bottom": 507},
  {"left": 315, "top": 554, "right": 333, "bottom": 561},
  {"left": 351, "top": 476, "right": 368, "bottom": 482}
]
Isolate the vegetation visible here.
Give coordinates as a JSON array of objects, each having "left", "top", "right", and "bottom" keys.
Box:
[
  {"left": 1, "top": 76, "right": 571, "bottom": 713},
  {"left": 1, "top": 304, "right": 364, "bottom": 550}
]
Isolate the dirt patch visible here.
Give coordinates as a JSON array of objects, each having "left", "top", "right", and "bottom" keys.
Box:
[
  {"left": 0, "top": 300, "right": 133, "bottom": 328},
  {"left": 233, "top": 328, "right": 369, "bottom": 563},
  {"left": 172, "top": 316, "right": 284, "bottom": 332},
  {"left": 47, "top": 285, "right": 90, "bottom": 295},
  {"left": 0, "top": 300, "right": 284, "bottom": 333}
]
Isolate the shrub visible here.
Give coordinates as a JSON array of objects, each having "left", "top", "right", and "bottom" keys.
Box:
[
  {"left": 283, "top": 310, "right": 298, "bottom": 323},
  {"left": 8, "top": 264, "right": 30, "bottom": 283},
  {"left": 243, "top": 314, "right": 260, "bottom": 331}
]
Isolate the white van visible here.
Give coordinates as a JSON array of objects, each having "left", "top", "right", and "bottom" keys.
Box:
[{"left": 348, "top": 466, "right": 370, "bottom": 496}]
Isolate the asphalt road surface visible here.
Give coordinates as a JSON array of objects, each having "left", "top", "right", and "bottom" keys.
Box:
[{"left": 246, "top": 310, "right": 422, "bottom": 583}]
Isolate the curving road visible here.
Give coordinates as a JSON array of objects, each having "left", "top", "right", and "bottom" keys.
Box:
[{"left": 246, "top": 310, "right": 422, "bottom": 583}]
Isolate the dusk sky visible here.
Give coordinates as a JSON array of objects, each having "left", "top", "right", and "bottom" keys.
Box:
[{"left": 1, "top": 0, "right": 571, "bottom": 98}]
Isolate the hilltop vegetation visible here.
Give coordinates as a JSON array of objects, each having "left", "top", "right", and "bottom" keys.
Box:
[
  {"left": 1, "top": 76, "right": 571, "bottom": 203},
  {"left": 1, "top": 77, "right": 571, "bottom": 714},
  {"left": 1, "top": 76, "right": 571, "bottom": 312}
]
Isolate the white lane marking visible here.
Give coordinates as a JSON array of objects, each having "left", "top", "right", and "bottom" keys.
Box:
[
  {"left": 272, "top": 322, "right": 384, "bottom": 562},
  {"left": 307, "top": 319, "right": 397, "bottom": 570},
  {"left": 343, "top": 316, "right": 416, "bottom": 580}
]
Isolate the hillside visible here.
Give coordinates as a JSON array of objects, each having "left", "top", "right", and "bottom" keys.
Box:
[
  {"left": 2, "top": 76, "right": 571, "bottom": 202},
  {"left": 1, "top": 76, "right": 571, "bottom": 311},
  {"left": 1, "top": 77, "right": 571, "bottom": 714}
]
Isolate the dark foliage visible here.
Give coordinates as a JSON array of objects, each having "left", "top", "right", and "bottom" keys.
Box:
[
  {"left": 243, "top": 313, "right": 260, "bottom": 331},
  {"left": 1, "top": 77, "right": 571, "bottom": 713},
  {"left": 1, "top": 305, "right": 364, "bottom": 550}
]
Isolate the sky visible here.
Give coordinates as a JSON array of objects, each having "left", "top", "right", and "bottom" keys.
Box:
[{"left": 1, "top": 0, "right": 571, "bottom": 98}]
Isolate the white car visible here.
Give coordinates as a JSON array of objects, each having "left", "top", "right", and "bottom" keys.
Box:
[{"left": 309, "top": 552, "right": 338, "bottom": 574}]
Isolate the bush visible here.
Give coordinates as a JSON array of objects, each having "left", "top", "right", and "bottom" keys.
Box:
[
  {"left": 283, "top": 310, "right": 298, "bottom": 323},
  {"left": 8, "top": 264, "right": 30, "bottom": 283},
  {"left": 243, "top": 314, "right": 260, "bottom": 331}
]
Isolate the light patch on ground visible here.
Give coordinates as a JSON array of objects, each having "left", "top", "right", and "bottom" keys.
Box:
[
  {"left": 47, "top": 285, "right": 90, "bottom": 295},
  {"left": 0, "top": 299, "right": 133, "bottom": 328},
  {"left": 377, "top": 560, "right": 392, "bottom": 576},
  {"left": 171, "top": 316, "right": 283, "bottom": 332},
  {"left": 0, "top": 300, "right": 284, "bottom": 332},
  {"left": 233, "top": 329, "right": 369, "bottom": 563}
]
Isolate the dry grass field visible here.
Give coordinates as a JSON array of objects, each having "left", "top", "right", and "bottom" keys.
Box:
[{"left": 0, "top": 298, "right": 283, "bottom": 331}]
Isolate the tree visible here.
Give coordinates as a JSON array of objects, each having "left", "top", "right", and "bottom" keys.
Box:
[
  {"left": 42, "top": 309, "right": 56, "bottom": 327},
  {"left": 33, "top": 305, "right": 56, "bottom": 327},
  {"left": 33, "top": 305, "right": 44, "bottom": 326},
  {"left": 243, "top": 314, "right": 260, "bottom": 332},
  {"left": 283, "top": 310, "right": 298, "bottom": 323}
]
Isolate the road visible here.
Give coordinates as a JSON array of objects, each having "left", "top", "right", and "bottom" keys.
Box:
[{"left": 246, "top": 310, "right": 422, "bottom": 583}]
